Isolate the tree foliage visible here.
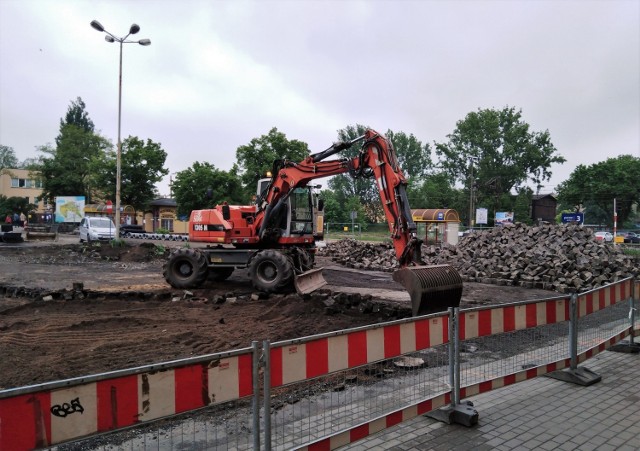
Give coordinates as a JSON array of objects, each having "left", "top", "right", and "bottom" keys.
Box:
[
  {"left": 172, "top": 162, "right": 247, "bottom": 217},
  {"left": 556, "top": 155, "right": 640, "bottom": 227},
  {"left": 34, "top": 98, "right": 110, "bottom": 204},
  {"left": 38, "top": 125, "right": 111, "bottom": 204},
  {"left": 406, "top": 172, "right": 461, "bottom": 210},
  {"left": 328, "top": 125, "right": 434, "bottom": 223},
  {"left": 92, "top": 137, "right": 169, "bottom": 210},
  {"left": 235, "top": 128, "right": 310, "bottom": 198},
  {"left": 435, "top": 107, "right": 565, "bottom": 219},
  {"left": 0, "top": 145, "right": 19, "bottom": 170},
  {"left": 319, "top": 189, "right": 366, "bottom": 225},
  {"left": 384, "top": 130, "right": 433, "bottom": 180},
  {"left": 0, "top": 195, "right": 37, "bottom": 219},
  {"left": 56, "top": 97, "right": 94, "bottom": 145}
]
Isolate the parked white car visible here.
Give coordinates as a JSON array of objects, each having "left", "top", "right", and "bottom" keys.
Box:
[
  {"left": 594, "top": 231, "right": 613, "bottom": 242},
  {"left": 79, "top": 216, "right": 116, "bottom": 242}
]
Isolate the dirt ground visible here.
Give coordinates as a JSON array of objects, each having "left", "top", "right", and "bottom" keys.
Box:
[{"left": 0, "top": 236, "right": 556, "bottom": 390}]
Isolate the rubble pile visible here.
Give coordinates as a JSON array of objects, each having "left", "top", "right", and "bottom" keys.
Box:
[{"left": 319, "top": 223, "right": 639, "bottom": 293}]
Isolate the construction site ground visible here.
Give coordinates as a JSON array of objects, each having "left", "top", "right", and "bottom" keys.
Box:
[{"left": 0, "top": 235, "right": 556, "bottom": 390}]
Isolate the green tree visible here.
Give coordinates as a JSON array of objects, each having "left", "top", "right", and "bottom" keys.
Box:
[
  {"left": 56, "top": 97, "right": 94, "bottom": 145},
  {"left": 0, "top": 195, "right": 36, "bottom": 219},
  {"left": 92, "top": 136, "right": 169, "bottom": 210},
  {"left": 19, "top": 156, "right": 44, "bottom": 170},
  {"left": 0, "top": 145, "right": 19, "bottom": 170},
  {"left": 556, "top": 155, "right": 640, "bottom": 227},
  {"left": 384, "top": 130, "right": 433, "bottom": 180},
  {"left": 172, "top": 162, "right": 246, "bottom": 217},
  {"left": 435, "top": 106, "right": 565, "bottom": 219},
  {"left": 36, "top": 98, "right": 110, "bottom": 204},
  {"left": 512, "top": 187, "right": 534, "bottom": 225},
  {"left": 407, "top": 172, "right": 461, "bottom": 210},
  {"left": 319, "top": 189, "right": 366, "bottom": 225},
  {"left": 235, "top": 128, "right": 310, "bottom": 198},
  {"left": 328, "top": 125, "right": 433, "bottom": 222},
  {"left": 38, "top": 126, "right": 111, "bottom": 204}
]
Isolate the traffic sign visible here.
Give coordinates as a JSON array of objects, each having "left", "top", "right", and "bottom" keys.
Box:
[{"left": 561, "top": 212, "right": 584, "bottom": 224}]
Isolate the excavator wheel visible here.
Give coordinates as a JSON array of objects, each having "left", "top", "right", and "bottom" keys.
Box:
[
  {"left": 249, "top": 250, "right": 293, "bottom": 293},
  {"left": 163, "top": 248, "right": 208, "bottom": 289},
  {"left": 392, "top": 264, "right": 463, "bottom": 317},
  {"left": 208, "top": 267, "right": 234, "bottom": 282}
]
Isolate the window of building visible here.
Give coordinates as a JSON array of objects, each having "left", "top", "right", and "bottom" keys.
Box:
[
  {"left": 10, "top": 178, "right": 40, "bottom": 188},
  {"left": 161, "top": 218, "right": 174, "bottom": 232}
]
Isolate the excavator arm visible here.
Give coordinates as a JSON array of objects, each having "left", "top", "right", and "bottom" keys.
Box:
[
  {"left": 256, "top": 130, "right": 421, "bottom": 266},
  {"left": 257, "top": 129, "right": 462, "bottom": 316}
]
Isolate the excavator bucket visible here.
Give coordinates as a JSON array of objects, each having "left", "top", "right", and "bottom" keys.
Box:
[
  {"left": 392, "top": 264, "right": 463, "bottom": 316},
  {"left": 294, "top": 267, "right": 327, "bottom": 294}
]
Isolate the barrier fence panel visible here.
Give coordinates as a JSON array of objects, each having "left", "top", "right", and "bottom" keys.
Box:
[
  {"left": 265, "top": 313, "right": 452, "bottom": 450},
  {"left": 457, "top": 295, "right": 573, "bottom": 397},
  {"left": 456, "top": 278, "right": 635, "bottom": 400},
  {"left": 3, "top": 278, "right": 637, "bottom": 450},
  {"left": 575, "top": 279, "right": 634, "bottom": 362},
  {"left": 0, "top": 347, "right": 257, "bottom": 451}
]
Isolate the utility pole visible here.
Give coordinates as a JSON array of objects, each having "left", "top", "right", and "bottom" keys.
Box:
[
  {"left": 468, "top": 159, "right": 475, "bottom": 230},
  {"left": 613, "top": 198, "right": 617, "bottom": 246}
]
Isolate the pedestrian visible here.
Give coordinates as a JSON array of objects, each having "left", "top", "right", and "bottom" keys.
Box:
[
  {"left": 20, "top": 212, "right": 26, "bottom": 227},
  {"left": 4, "top": 214, "right": 11, "bottom": 224},
  {"left": 13, "top": 212, "right": 19, "bottom": 224}
]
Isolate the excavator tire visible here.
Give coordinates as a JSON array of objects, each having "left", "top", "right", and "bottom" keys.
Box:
[
  {"left": 208, "top": 267, "right": 234, "bottom": 282},
  {"left": 163, "top": 248, "right": 208, "bottom": 289},
  {"left": 249, "top": 249, "right": 293, "bottom": 293}
]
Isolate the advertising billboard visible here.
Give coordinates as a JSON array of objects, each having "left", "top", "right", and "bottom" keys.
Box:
[
  {"left": 55, "top": 196, "right": 85, "bottom": 223},
  {"left": 495, "top": 211, "right": 514, "bottom": 225},
  {"left": 476, "top": 208, "right": 488, "bottom": 225}
]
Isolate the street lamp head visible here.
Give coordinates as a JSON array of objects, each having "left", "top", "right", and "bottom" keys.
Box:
[
  {"left": 90, "top": 20, "right": 105, "bottom": 32},
  {"left": 105, "top": 35, "right": 115, "bottom": 43},
  {"left": 129, "top": 24, "right": 140, "bottom": 34},
  {"left": 138, "top": 39, "right": 151, "bottom": 46}
]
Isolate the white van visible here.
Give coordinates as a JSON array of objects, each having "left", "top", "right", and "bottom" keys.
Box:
[{"left": 79, "top": 216, "right": 116, "bottom": 242}]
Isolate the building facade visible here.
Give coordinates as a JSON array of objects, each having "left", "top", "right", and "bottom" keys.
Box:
[{"left": 0, "top": 168, "right": 46, "bottom": 213}]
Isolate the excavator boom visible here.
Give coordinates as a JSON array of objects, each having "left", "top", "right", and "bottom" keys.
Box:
[{"left": 260, "top": 129, "right": 462, "bottom": 315}]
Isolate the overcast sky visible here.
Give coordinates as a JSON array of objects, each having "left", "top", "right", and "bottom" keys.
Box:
[{"left": 1, "top": 0, "right": 638, "bottom": 197}]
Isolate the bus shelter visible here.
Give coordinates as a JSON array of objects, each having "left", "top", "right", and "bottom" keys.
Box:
[
  {"left": 84, "top": 203, "right": 137, "bottom": 225},
  {"left": 411, "top": 209, "right": 460, "bottom": 245}
]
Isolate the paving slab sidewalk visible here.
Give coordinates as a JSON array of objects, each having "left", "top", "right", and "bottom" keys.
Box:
[{"left": 344, "top": 350, "right": 640, "bottom": 451}]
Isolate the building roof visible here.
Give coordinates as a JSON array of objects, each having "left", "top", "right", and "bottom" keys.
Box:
[
  {"left": 149, "top": 198, "right": 177, "bottom": 207},
  {"left": 532, "top": 194, "right": 557, "bottom": 201},
  {"left": 411, "top": 209, "right": 460, "bottom": 222}
]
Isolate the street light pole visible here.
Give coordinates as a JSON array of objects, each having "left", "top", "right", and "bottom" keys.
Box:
[
  {"left": 90, "top": 20, "right": 150, "bottom": 239},
  {"left": 468, "top": 158, "right": 475, "bottom": 230}
]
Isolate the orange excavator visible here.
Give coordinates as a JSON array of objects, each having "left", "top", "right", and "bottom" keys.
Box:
[{"left": 163, "top": 129, "right": 462, "bottom": 316}]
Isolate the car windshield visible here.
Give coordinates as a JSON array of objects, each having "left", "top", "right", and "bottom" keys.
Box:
[{"left": 91, "top": 218, "right": 114, "bottom": 228}]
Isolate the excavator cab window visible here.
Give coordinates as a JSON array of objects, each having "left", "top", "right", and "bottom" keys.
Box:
[{"left": 289, "top": 187, "right": 313, "bottom": 235}]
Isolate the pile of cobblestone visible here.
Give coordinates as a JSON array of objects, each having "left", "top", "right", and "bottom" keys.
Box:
[{"left": 319, "top": 223, "right": 639, "bottom": 293}]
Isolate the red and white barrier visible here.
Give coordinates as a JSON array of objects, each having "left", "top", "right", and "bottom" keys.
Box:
[
  {"left": 459, "top": 296, "right": 571, "bottom": 340},
  {"left": 460, "top": 328, "right": 631, "bottom": 399},
  {"left": 576, "top": 279, "right": 631, "bottom": 318},
  {"left": 0, "top": 353, "right": 253, "bottom": 450},
  {"left": 270, "top": 314, "right": 449, "bottom": 387},
  {"left": 299, "top": 393, "right": 450, "bottom": 451}
]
